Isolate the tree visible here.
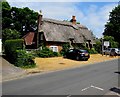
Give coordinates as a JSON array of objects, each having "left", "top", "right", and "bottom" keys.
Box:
[
  {"left": 103, "top": 5, "right": 120, "bottom": 46},
  {"left": 10, "top": 7, "right": 38, "bottom": 36},
  {"left": 2, "top": 2, "right": 38, "bottom": 36},
  {"left": 94, "top": 39, "right": 101, "bottom": 53},
  {"left": 2, "top": 28, "right": 21, "bottom": 43},
  {"left": 2, "top": 2, "right": 12, "bottom": 29}
]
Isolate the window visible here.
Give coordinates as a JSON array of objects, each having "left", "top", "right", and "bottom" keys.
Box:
[{"left": 50, "top": 46, "right": 58, "bottom": 52}]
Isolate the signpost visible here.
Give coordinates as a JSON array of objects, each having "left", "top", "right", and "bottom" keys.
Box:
[
  {"left": 102, "top": 40, "right": 110, "bottom": 56},
  {"left": 104, "top": 41, "right": 110, "bottom": 47}
]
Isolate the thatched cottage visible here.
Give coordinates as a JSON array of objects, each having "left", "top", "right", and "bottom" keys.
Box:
[{"left": 23, "top": 12, "right": 96, "bottom": 52}]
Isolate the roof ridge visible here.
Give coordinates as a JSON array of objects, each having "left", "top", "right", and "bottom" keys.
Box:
[{"left": 42, "top": 18, "right": 87, "bottom": 29}]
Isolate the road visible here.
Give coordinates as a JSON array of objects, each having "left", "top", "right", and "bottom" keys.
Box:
[{"left": 2, "top": 59, "right": 119, "bottom": 96}]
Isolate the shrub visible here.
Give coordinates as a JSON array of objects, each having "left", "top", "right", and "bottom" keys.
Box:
[
  {"left": 94, "top": 40, "right": 101, "bottom": 53},
  {"left": 60, "top": 43, "right": 70, "bottom": 55},
  {"left": 84, "top": 47, "right": 98, "bottom": 54},
  {"left": 4, "top": 39, "right": 24, "bottom": 63},
  {"left": 15, "top": 50, "right": 36, "bottom": 68},
  {"left": 89, "top": 48, "right": 98, "bottom": 54},
  {"left": 36, "top": 47, "right": 59, "bottom": 58}
]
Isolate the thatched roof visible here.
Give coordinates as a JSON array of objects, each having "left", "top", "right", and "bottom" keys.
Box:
[{"left": 40, "top": 18, "right": 95, "bottom": 44}]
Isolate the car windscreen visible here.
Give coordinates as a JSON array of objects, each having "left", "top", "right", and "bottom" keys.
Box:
[{"left": 79, "top": 50, "right": 88, "bottom": 53}]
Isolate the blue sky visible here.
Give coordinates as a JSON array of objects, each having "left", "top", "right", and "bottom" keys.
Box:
[{"left": 7, "top": 0, "right": 119, "bottom": 38}]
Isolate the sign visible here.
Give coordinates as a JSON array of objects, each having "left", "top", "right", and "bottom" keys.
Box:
[{"left": 104, "top": 41, "right": 110, "bottom": 47}]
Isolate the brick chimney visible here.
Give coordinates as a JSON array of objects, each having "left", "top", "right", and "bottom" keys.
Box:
[
  {"left": 37, "top": 10, "right": 43, "bottom": 48},
  {"left": 38, "top": 10, "right": 43, "bottom": 32},
  {"left": 70, "top": 16, "right": 76, "bottom": 25}
]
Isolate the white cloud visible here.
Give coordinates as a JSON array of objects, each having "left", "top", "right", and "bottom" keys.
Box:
[
  {"left": 78, "top": 3, "right": 117, "bottom": 38},
  {"left": 7, "top": 1, "right": 118, "bottom": 38}
]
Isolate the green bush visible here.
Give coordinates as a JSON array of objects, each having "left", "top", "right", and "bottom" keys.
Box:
[
  {"left": 89, "top": 48, "right": 98, "bottom": 54},
  {"left": 36, "top": 47, "right": 59, "bottom": 58},
  {"left": 4, "top": 39, "right": 24, "bottom": 63},
  {"left": 84, "top": 47, "right": 98, "bottom": 54},
  {"left": 60, "top": 43, "right": 70, "bottom": 55},
  {"left": 15, "top": 50, "right": 36, "bottom": 68}
]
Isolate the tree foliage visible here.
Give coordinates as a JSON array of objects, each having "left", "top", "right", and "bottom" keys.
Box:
[
  {"left": 2, "top": 2, "right": 12, "bottom": 29},
  {"left": 2, "top": 28, "right": 21, "bottom": 43},
  {"left": 104, "top": 36, "right": 119, "bottom": 48},
  {"left": 2, "top": 1, "right": 38, "bottom": 37},
  {"left": 103, "top": 5, "right": 120, "bottom": 46},
  {"left": 94, "top": 40, "right": 101, "bottom": 53}
]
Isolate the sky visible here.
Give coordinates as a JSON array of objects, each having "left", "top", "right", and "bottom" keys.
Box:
[{"left": 7, "top": 0, "right": 120, "bottom": 38}]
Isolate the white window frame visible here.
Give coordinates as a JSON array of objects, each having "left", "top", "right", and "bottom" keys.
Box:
[{"left": 49, "top": 46, "right": 58, "bottom": 52}]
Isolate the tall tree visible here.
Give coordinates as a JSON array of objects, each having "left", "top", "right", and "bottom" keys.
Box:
[
  {"left": 103, "top": 5, "right": 120, "bottom": 46},
  {"left": 10, "top": 7, "right": 38, "bottom": 36},
  {"left": 2, "top": 2, "right": 38, "bottom": 37},
  {"left": 2, "top": 2, "right": 12, "bottom": 29},
  {"left": 104, "top": 36, "right": 119, "bottom": 48}
]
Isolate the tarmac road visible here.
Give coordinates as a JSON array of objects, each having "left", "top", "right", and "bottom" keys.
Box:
[{"left": 2, "top": 59, "right": 119, "bottom": 96}]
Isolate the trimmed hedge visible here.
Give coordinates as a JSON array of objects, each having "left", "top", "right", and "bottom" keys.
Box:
[{"left": 4, "top": 39, "right": 24, "bottom": 63}]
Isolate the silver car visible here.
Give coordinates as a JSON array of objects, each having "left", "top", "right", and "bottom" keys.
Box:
[{"left": 104, "top": 48, "right": 120, "bottom": 56}]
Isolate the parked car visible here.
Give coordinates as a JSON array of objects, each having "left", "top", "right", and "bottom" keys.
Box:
[
  {"left": 118, "top": 48, "right": 120, "bottom": 55},
  {"left": 64, "top": 49, "right": 90, "bottom": 61},
  {"left": 103, "top": 48, "right": 120, "bottom": 56},
  {"left": 104, "top": 48, "right": 111, "bottom": 55},
  {"left": 110, "top": 48, "right": 116, "bottom": 56}
]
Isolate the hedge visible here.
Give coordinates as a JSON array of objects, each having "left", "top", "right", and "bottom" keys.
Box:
[{"left": 4, "top": 39, "right": 24, "bottom": 63}]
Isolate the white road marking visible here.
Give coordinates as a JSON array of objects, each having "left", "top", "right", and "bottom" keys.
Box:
[
  {"left": 91, "top": 85, "right": 104, "bottom": 91},
  {"left": 81, "top": 86, "right": 90, "bottom": 91},
  {"left": 67, "top": 94, "right": 71, "bottom": 97},
  {"left": 81, "top": 85, "right": 104, "bottom": 92}
]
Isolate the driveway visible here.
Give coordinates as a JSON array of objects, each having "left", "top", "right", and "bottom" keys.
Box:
[{"left": 1, "top": 56, "right": 26, "bottom": 81}]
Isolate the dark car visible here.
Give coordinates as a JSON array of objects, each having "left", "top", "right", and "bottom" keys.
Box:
[{"left": 64, "top": 49, "right": 90, "bottom": 61}]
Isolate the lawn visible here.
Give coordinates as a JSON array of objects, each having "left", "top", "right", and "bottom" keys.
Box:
[{"left": 26, "top": 54, "right": 119, "bottom": 74}]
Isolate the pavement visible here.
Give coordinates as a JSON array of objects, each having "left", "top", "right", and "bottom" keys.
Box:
[
  {"left": 2, "top": 59, "right": 120, "bottom": 96},
  {"left": 1, "top": 56, "right": 26, "bottom": 82}
]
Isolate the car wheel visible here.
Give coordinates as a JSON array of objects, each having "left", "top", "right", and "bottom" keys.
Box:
[{"left": 76, "top": 56, "right": 80, "bottom": 61}]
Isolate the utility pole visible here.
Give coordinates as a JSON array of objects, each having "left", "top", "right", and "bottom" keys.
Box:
[{"left": 101, "top": 36, "right": 104, "bottom": 56}]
